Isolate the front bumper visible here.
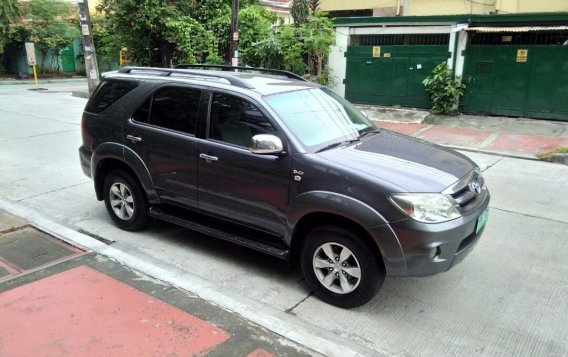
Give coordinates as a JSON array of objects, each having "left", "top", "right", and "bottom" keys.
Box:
[{"left": 389, "top": 191, "right": 490, "bottom": 277}]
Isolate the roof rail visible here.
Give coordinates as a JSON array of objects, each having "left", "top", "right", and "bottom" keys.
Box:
[
  {"left": 117, "top": 66, "right": 254, "bottom": 89},
  {"left": 175, "top": 64, "right": 307, "bottom": 82}
]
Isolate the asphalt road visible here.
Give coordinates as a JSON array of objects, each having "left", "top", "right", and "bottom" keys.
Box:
[{"left": 1, "top": 82, "right": 567, "bottom": 356}]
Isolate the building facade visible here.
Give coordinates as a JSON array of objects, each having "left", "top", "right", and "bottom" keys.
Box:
[
  {"left": 327, "top": 2, "right": 568, "bottom": 120},
  {"left": 321, "top": 0, "right": 568, "bottom": 17}
]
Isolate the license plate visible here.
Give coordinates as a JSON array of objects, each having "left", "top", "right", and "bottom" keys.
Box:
[{"left": 476, "top": 208, "right": 489, "bottom": 235}]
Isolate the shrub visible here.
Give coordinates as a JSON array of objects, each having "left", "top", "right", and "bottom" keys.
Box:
[{"left": 422, "top": 62, "right": 466, "bottom": 115}]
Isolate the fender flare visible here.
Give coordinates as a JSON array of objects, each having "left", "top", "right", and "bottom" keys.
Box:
[
  {"left": 92, "top": 143, "right": 159, "bottom": 203},
  {"left": 287, "top": 191, "right": 407, "bottom": 276}
]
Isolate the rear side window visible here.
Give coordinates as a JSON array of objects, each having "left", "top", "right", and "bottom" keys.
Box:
[
  {"left": 85, "top": 80, "right": 137, "bottom": 114},
  {"left": 132, "top": 86, "right": 202, "bottom": 136}
]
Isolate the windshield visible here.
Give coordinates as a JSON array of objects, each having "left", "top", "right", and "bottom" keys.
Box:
[{"left": 264, "top": 88, "right": 376, "bottom": 150}]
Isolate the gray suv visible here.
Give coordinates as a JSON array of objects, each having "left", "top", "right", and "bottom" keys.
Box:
[{"left": 79, "top": 65, "right": 490, "bottom": 308}]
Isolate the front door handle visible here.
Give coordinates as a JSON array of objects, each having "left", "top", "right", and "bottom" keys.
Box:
[
  {"left": 126, "top": 135, "right": 142, "bottom": 143},
  {"left": 199, "top": 153, "right": 218, "bottom": 162}
]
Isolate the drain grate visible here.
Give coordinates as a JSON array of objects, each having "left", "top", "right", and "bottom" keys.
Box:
[{"left": 0, "top": 226, "right": 85, "bottom": 280}]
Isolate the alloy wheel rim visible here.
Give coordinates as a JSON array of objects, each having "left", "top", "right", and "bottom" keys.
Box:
[
  {"left": 109, "top": 182, "right": 134, "bottom": 220},
  {"left": 312, "top": 242, "right": 361, "bottom": 294}
]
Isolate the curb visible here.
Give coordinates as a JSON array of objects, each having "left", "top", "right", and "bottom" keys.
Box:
[
  {"left": 0, "top": 199, "right": 381, "bottom": 357},
  {"left": 0, "top": 78, "right": 87, "bottom": 85},
  {"left": 442, "top": 145, "right": 540, "bottom": 161}
]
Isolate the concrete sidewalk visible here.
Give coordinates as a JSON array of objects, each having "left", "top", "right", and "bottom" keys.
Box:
[
  {"left": 357, "top": 104, "right": 568, "bottom": 161},
  {"left": 0, "top": 210, "right": 318, "bottom": 357}
]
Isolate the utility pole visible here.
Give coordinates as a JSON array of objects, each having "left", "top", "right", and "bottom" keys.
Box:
[
  {"left": 230, "top": 0, "right": 239, "bottom": 66},
  {"left": 77, "top": 0, "right": 100, "bottom": 96}
]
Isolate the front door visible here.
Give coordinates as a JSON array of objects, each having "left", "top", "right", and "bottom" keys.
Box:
[
  {"left": 125, "top": 85, "right": 203, "bottom": 208},
  {"left": 197, "top": 91, "right": 291, "bottom": 237}
]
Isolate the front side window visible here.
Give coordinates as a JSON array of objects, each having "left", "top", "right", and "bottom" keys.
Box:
[
  {"left": 264, "top": 88, "right": 375, "bottom": 150},
  {"left": 132, "top": 87, "right": 202, "bottom": 135},
  {"left": 209, "top": 92, "right": 276, "bottom": 148}
]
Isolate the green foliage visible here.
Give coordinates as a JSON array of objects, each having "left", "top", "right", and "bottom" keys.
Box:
[
  {"left": 89, "top": 0, "right": 334, "bottom": 84},
  {"left": 537, "top": 146, "right": 568, "bottom": 161},
  {"left": 252, "top": 11, "right": 334, "bottom": 84},
  {"left": 238, "top": 5, "right": 277, "bottom": 65},
  {"left": 95, "top": 0, "right": 272, "bottom": 66},
  {"left": 0, "top": 0, "right": 18, "bottom": 55},
  {"left": 422, "top": 62, "right": 466, "bottom": 115},
  {"left": 291, "top": 0, "right": 310, "bottom": 25},
  {"left": 91, "top": 15, "right": 119, "bottom": 71},
  {"left": 9, "top": 0, "right": 79, "bottom": 73}
]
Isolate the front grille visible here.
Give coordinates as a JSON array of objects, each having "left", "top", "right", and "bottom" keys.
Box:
[
  {"left": 451, "top": 175, "right": 485, "bottom": 209},
  {"left": 443, "top": 169, "right": 485, "bottom": 212}
]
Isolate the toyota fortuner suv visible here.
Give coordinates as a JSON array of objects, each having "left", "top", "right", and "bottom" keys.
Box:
[{"left": 79, "top": 65, "right": 490, "bottom": 308}]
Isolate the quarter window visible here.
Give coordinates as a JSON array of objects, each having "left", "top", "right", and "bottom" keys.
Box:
[
  {"left": 85, "top": 80, "right": 137, "bottom": 114},
  {"left": 209, "top": 93, "right": 276, "bottom": 147}
]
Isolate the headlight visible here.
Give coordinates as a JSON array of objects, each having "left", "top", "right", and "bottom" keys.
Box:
[{"left": 389, "top": 193, "right": 461, "bottom": 223}]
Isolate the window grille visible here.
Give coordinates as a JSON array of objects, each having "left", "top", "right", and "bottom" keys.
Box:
[
  {"left": 469, "top": 31, "right": 568, "bottom": 46},
  {"left": 352, "top": 34, "right": 450, "bottom": 46}
]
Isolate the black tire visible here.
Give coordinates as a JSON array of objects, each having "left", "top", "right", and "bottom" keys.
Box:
[
  {"left": 300, "top": 226, "right": 385, "bottom": 308},
  {"left": 103, "top": 170, "right": 150, "bottom": 231}
]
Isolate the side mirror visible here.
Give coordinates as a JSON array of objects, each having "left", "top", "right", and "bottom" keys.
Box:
[{"left": 250, "top": 134, "right": 283, "bottom": 155}]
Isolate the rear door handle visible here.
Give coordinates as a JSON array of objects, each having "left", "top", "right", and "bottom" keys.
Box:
[
  {"left": 126, "top": 135, "right": 142, "bottom": 143},
  {"left": 199, "top": 153, "right": 218, "bottom": 162}
]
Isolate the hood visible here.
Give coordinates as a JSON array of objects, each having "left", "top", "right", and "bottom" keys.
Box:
[{"left": 317, "top": 130, "right": 475, "bottom": 193}]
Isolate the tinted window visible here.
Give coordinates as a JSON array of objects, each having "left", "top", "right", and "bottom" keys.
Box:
[
  {"left": 209, "top": 93, "right": 276, "bottom": 147},
  {"left": 133, "top": 87, "right": 202, "bottom": 135},
  {"left": 85, "top": 80, "right": 137, "bottom": 114}
]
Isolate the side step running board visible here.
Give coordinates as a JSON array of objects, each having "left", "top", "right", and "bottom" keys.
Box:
[{"left": 148, "top": 206, "right": 289, "bottom": 260}]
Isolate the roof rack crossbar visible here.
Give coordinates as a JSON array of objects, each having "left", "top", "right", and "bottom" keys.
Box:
[
  {"left": 175, "top": 64, "right": 307, "bottom": 82},
  {"left": 117, "top": 66, "right": 254, "bottom": 89}
]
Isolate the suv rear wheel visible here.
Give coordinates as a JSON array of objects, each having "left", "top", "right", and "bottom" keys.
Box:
[
  {"left": 301, "top": 226, "right": 384, "bottom": 308},
  {"left": 103, "top": 170, "right": 149, "bottom": 231}
]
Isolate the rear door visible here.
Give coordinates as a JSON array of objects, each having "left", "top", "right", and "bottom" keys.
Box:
[
  {"left": 197, "top": 91, "right": 292, "bottom": 237},
  {"left": 125, "top": 85, "right": 204, "bottom": 208}
]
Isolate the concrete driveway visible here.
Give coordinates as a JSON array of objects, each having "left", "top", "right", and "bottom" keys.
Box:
[{"left": 1, "top": 82, "right": 566, "bottom": 356}]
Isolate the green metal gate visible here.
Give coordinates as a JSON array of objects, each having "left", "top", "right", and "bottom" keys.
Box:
[
  {"left": 61, "top": 44, "right": 76, "bottom": 73},
  {"left": 344, "top": 45, "right": 449, "bottom": 108},
  {"left": 462, "top": 41, "right": 568, "bottom": 121}
]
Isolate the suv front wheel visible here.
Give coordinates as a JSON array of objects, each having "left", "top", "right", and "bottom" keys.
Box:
[
  {"left": 301, "top": 226, "right": 385, "bottom": 308},
  {"left": 103, "top": 170, "right": 149, "bottom": 231}
]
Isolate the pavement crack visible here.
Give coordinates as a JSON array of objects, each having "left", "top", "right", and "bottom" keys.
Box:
[
  {"left": 16, "top": 181, "right": 91, "bottom": 202},
  {"left": 285, "top": 292, "right": 313, "bottom": 315},
  {"left": 0, "top": 129, "right": 79, "bottom": 143},
  {"left": 482, "top": 156, "right": 504, "bottom": 173},
  {"left": 490, "top": 206, "right": 568, "bottom": 225}
]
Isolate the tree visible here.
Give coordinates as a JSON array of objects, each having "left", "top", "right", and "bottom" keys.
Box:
[
  {"left": 10, "top": 0, "right": 79, "bottom": 73},
  {"left": 252, "top": 11, "right": 334, "bottom": 84},
  {"left": 0, "top": 0, "right": 18, "bottom": 55},
  {"left": 302, "top": 12, "right": 333, "bottom": 79},
  {"left": 91, "top": 14, "right": 119, "bottom": 71},
  {"left": 238, "top": 5, "right": 277, "bottom": 66},
  {"left": 96, "top": 0, "right": 225, "bottom": 66},
  {"left": 309, "top": 0, "right": 320, "bottom": 13},
  {"left": 291, "top": 0, "right": 310, "bottom": 25}
]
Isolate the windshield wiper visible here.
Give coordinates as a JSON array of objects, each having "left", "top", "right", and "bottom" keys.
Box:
[
  {"left": 358, "top": 128, "right": 382, "bottom": 138},
  {"left": 316, "top": 139, "right": 359, "bottom": 153}
]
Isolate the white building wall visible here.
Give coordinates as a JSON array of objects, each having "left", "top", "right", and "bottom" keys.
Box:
[{"left": 328, "top": 26, "right": 349, "bottom": 96}]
